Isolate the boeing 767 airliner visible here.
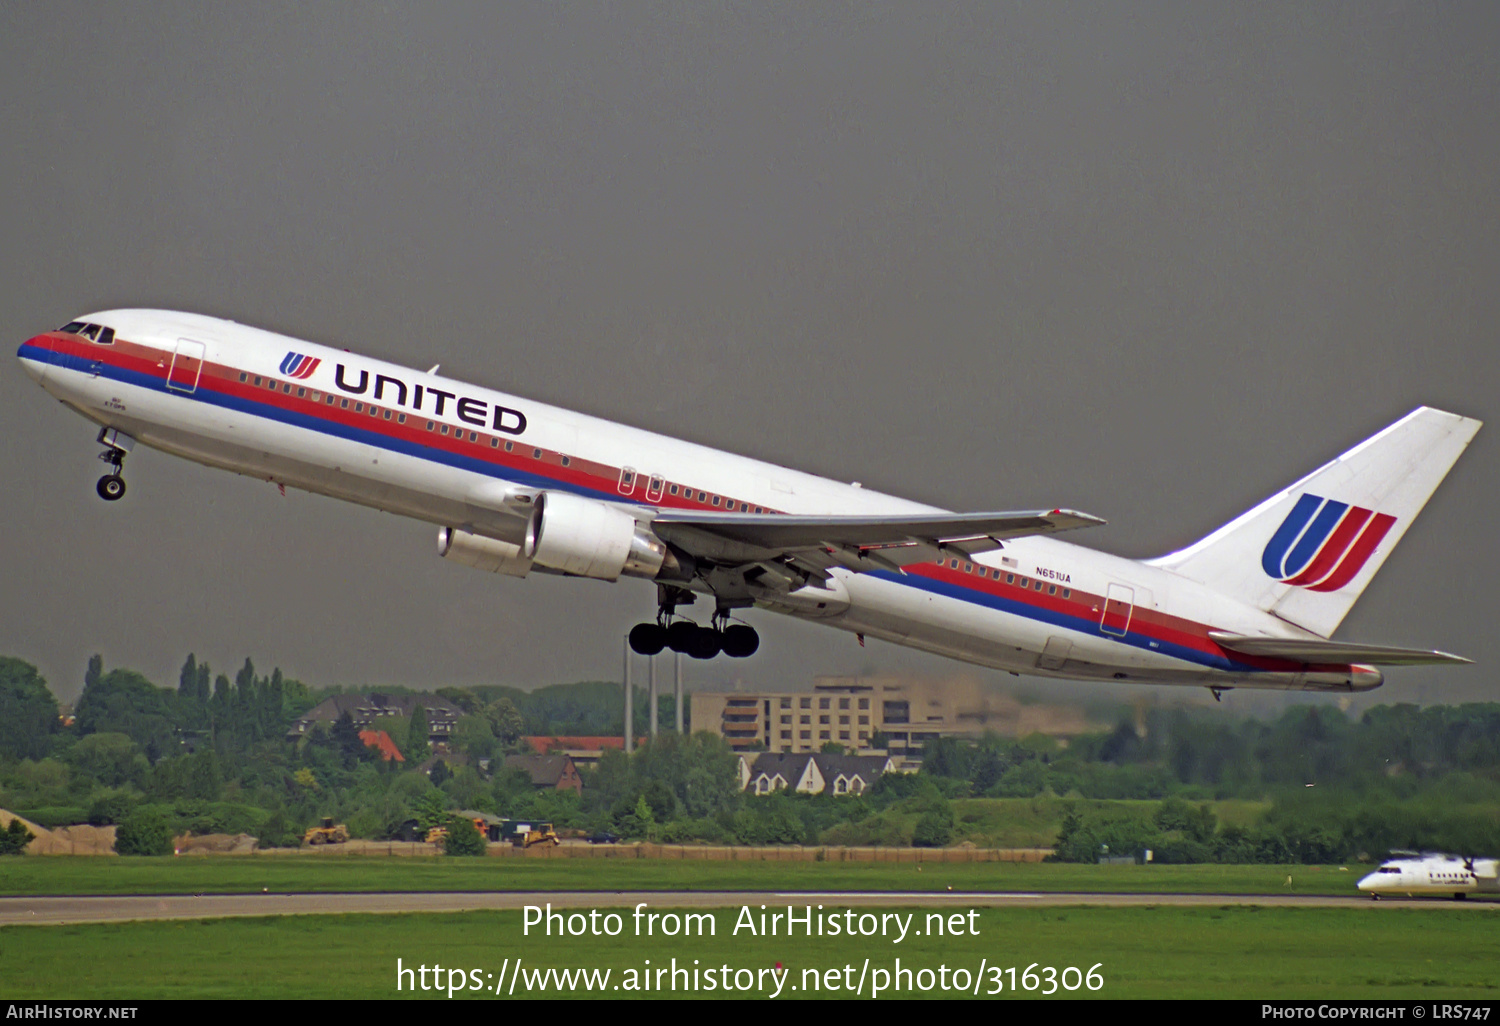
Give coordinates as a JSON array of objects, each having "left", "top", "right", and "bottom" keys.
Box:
[{"left": 17, "top": 311, "right": 1481, "bottom": 696}]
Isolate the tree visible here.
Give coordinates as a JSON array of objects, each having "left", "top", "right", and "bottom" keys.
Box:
[
  {"left": 0, "top": 657, "right": 59, "bottom": 760},
  {"left": 67, "top": 733, "right": 146, "bottom": 788},
  {"left": 406, "top": 703, "right": 431, "bottom": 762},
  {"left": 331, "top": 711, "right": 369, "bottom": 768},
  {"left": 484, "top": 698, "right": 524, "bottom": 749},
  {"left": 114, "top": 808, "right": 175, "bottom": 856},
  {"left": 0, "top": 819, "right": 35, "bottom": 855},
  {"left": 439, "top": 814, "right": 486, "bottom": 856},
  {"left": 413, "top": 791, "right": 450, "bottom": 834},
  {"left": 74, "top": 666, "right": 177, "bottom": 760},
  {"left": 622, "top": 795, "right": 655, "bottom": 840}
]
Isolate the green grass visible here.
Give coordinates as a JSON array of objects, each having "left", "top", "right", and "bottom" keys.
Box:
[
  {"left": 0, "top": 856, "right": 1381, "bottom": 897},
  {"left": 2, "top": 906, "right": 1495, "bottom": 999}
]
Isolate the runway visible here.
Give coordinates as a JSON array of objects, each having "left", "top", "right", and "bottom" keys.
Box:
[{"left": 3, "top": 890, "right": 1495, "bottom": 926}]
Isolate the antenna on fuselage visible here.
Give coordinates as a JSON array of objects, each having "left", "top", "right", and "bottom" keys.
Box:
[{"left": 427, "top": 363, "right": 441, "bottom": 375}]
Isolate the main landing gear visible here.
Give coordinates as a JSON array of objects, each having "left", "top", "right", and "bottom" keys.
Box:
[
  {"left": 628, "top": 586, "right": 760, "bottom": 660},
  {"left": 94, "top": 429, "right": 132, "bottom": 502}
]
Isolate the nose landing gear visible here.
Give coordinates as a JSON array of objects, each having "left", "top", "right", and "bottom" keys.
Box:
[
  {"left": 94, "top": 428, "right": 134, "bottom": 502},
  {"left": 627, "top": 586, "right": 759, "bottom": 659}
]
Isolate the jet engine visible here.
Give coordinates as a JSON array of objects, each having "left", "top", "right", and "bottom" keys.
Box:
[
  {"left": 527, "top": 490, "right": 670, "bottom": 581},
  {"left": 438, "top": 491, "right": 692, "bottom": 583},
  {"left": 437, "top": 527, "right": 533, "bottom": 577}
]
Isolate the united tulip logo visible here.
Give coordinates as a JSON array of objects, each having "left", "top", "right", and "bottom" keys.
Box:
[
  {"left": 280, "top": 352, "right": 321, "bottom": 379},
  {"left": 1261, "top": 493, "right": 1396, "bottom": 593}
]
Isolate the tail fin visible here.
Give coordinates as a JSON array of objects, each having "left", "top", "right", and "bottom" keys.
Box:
[{"left": 1149, "top": 407, "right": 1481, "bottom": 637}]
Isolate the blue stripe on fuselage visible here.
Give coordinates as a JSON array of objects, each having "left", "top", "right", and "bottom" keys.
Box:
[{"left": 27, "top": 342, "right": 1270, "bottom": 677}]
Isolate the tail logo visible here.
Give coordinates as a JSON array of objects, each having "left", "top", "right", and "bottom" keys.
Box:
[
  {"left": 1261, "top": 493, "right": 1397, "bottom": 593},
  {"left": 280, "top": 352, "right": 321, "bottom": 379}
]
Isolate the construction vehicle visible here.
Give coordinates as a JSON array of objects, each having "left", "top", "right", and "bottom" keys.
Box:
[
  {"left": 426, "top": 816, "right": 492, "bottom": 846},
  {"left": 303, "top": 817, "right": 349, "bottom": 845},
  {"left": 499, "top": 819, "right": 559, "bottom": 848}
]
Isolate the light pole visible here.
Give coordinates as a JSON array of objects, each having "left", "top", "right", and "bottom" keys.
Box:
[
  {"left": 649, "top": 650, "right": 659, "bottom": 741},
  {"left": 622, "top": 636, "right": 633, "bottom": 754},
  {"left": 674, "top": 651, "right": 684, "bottom": 734}
]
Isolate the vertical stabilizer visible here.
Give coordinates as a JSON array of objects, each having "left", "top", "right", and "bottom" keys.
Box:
[{"left": 1149, "top": 407, "right": 1481, "bottom": 637}]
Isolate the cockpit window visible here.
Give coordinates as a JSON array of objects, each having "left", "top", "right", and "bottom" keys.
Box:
[{"left": 58, "top": 321, "right": 114, "bottom": 344}]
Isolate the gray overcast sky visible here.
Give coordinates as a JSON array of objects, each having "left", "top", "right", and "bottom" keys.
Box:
[{"left": 2, "top": 3, "right": 1496, "bottom": 708}]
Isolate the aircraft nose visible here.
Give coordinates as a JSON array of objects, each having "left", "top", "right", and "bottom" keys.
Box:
[{"left": 18, "top": 335, "right": 51, "bottom": 384}]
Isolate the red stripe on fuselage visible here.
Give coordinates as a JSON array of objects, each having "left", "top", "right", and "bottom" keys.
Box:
[{"left": 35, "top": 329, "right": 1337, "bottom": 676}]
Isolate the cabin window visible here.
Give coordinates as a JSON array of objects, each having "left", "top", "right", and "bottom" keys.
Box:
[
  {"left": 1063, "top": 589, "right": 1071, "bottom": 599},
  {"left": 297, "top": 387, "right": 306, "bottom": 398},
  {"left": 712, "top": 496, "right": 721, "bottom": 506},
  {"left": 283, "top": 384, "right": 292, "bottom": 394},
  {"left": 670, "top": 485, "right": 679, "bottom": 495},
  {"left": 440, "top": 425, "right": 449, "bottom": 435},
  {"left": 340, "top": 399, "right": 349, "bottom": 409},
  {"left": 355, "top": 403, "right": 364, "bottom": 413},
  {"left": 697, "top": 491, "right": 707, "bottom": 502},
  {"left": 469, "top": 431, "right": 478, "bottom": 442},
  {"left": 397, "top": 413, "right": 405, "bottom": 424},
  {"left": 949, "top": 559, "right": 959, "bottom": 569},
  {"left": 383, "top": 410, "right": 391, "bottom": 420},
  {"left": 490, "top": 438, "right": 498, "bottom": 448},
  {"left": 1006, "top": 574, "right": 1014, "bottom": 584},
  {"left": 426, "top": 421, "right": 434, "bottom": 430},
  {"left": 755, "top": 507, "right": 764, "bottom": 513},
  {"left": 1048, "top": 585, "right": 1056, "bottom": 595},
  {"left": 1034, "top": 580, "right": 1044, "bottom": 591},
  {"left": 560, "top": 455, "right": 570, "bottom": 467},
  {"left": 504, "top": 441, "right": 513, "bottom": 452},
  {"left": 267, "top": 378, "right": 277, "bottom": 389},
  {"left": 239, "top": 372, "right": 247, "bottom": 382},
  {"left": 254, "top": 376, "right": 262, "bottom": 386},
  {"left": 964, "top": 563, "right": 972, "bottom": 573}
]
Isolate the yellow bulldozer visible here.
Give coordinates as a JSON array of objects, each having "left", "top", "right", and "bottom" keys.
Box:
[{"left": 303, "top": 817, "right": 350, "bottom": 845}]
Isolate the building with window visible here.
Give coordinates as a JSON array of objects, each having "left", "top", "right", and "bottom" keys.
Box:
[
  {"left": 692, "top": 676, "right": 1099, "bottom": 765},
  {"left": 739, "top": 752, "right": 894, "bottom": 796},
  {"left": 287, "top": 693, "right": 465, "bottom": 750}
]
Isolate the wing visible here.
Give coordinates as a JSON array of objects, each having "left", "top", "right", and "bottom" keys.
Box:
[
  {"left": 1209, "top": 632, "right": 1471, "bottom": 666},
  {"left": 649, "top": 508, "right": 1105, "bottom": 577}
]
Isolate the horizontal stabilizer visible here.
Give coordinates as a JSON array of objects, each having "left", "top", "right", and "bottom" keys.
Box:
[{"left": 1209, "top": 632, "right": 1471, "bottom": 666}]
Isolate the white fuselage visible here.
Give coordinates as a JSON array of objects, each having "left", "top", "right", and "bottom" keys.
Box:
[
  {"left": 17, "top": 309, "right": 1382, "bottom": 692},
  {"left": 1357, "top": 855, "right": 1500, "bottom": 898}
]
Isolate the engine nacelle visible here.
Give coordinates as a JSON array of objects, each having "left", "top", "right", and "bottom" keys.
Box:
[
  {"left": 527, "top": 490, "right": 674, "bottom": 582},
  {"left": 437, "top": 527, "right": 533, "bottom": 578}
]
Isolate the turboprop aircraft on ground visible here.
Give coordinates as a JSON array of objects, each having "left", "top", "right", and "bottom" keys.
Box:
[
  {"left": 17, "top": 311, "right": 1482, "bottom": 696},
  {"left": 1358, "top": 853, "right": 1500, "bottom": 900}
]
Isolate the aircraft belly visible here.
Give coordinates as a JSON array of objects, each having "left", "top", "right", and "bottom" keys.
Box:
[
  {"left": 67, "top": 372, "right": 516, "bottom": 533},
  {"left": 833, "top": 571, "right": 1346, "bottom": 689}
]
